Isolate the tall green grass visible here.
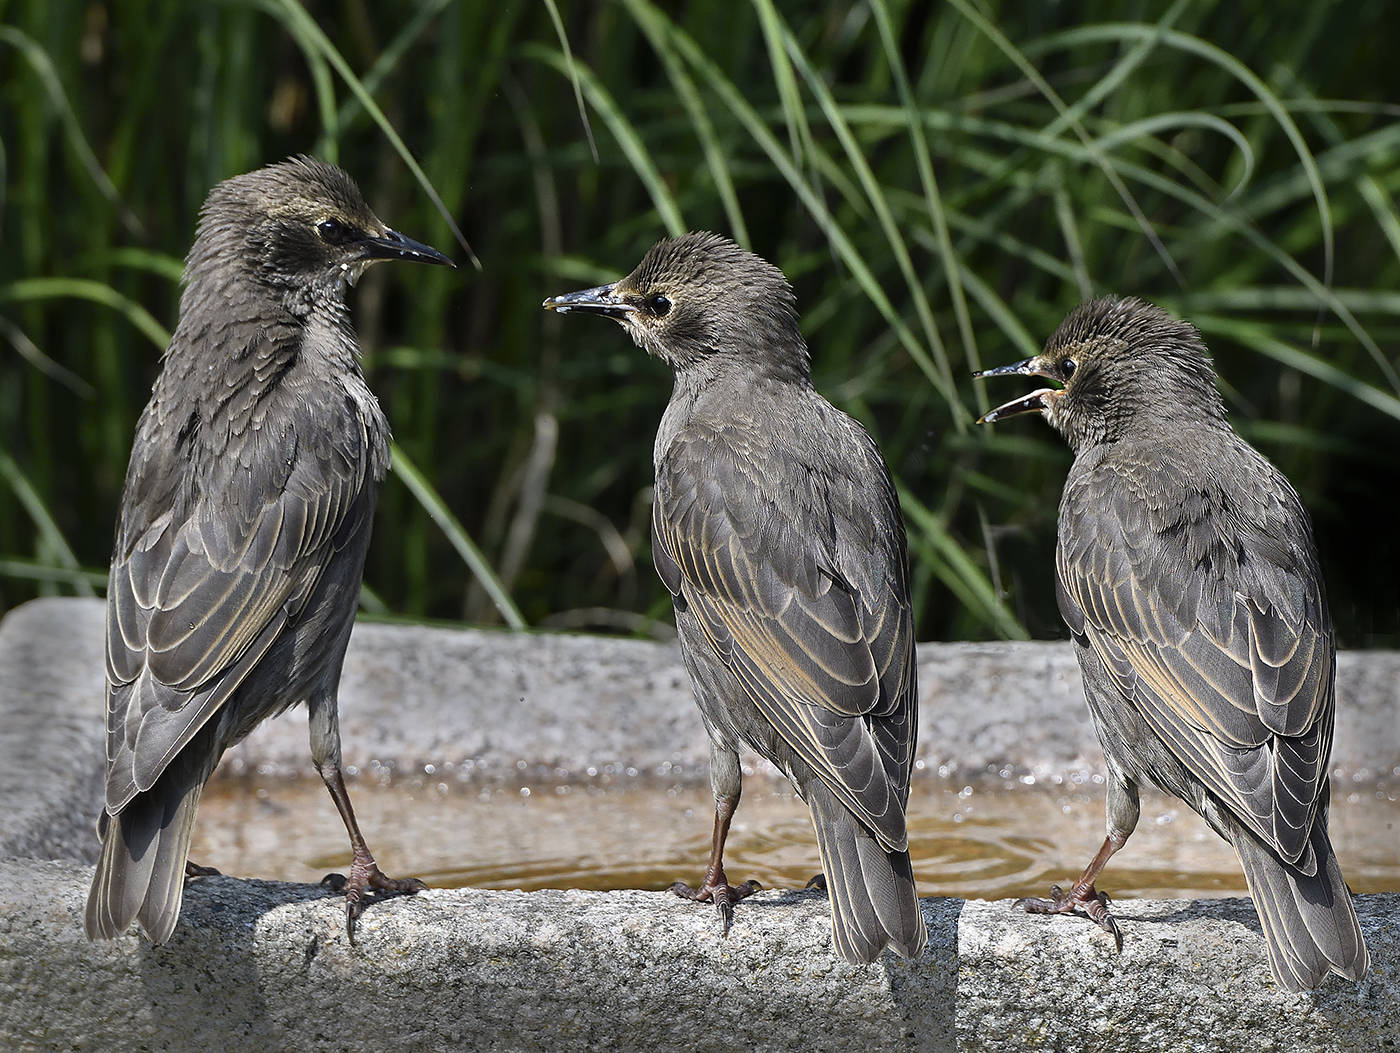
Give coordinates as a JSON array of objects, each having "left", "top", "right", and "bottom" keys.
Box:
[{"left": 1, "top": 0, "right": 1397, "bottom": 645}]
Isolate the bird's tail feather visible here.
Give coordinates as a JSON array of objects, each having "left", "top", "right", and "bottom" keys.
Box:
[
  {"left": 1232, "top": 817, "right": 1368, "bottom": 991},
  {"left": 808, "top": 781, "right": 926, "bottom": 963},
  {"left": 85, "top": 774, "right": 203, "bottom": 945}
]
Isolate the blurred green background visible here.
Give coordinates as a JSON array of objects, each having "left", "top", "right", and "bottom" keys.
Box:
[{"left": 1, "top": 0, "right": 1397, "bottom": 645}]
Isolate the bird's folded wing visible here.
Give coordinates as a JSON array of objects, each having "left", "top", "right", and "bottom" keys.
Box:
[
  {"left": 103, "top": 365, "right": 375, "bottom": 813},
  {"left": 1057, "top": 470, "right": 1332, "bottom": 865},
  {"left": 653, "top": 427, "right": 915, "bottom": 849}
]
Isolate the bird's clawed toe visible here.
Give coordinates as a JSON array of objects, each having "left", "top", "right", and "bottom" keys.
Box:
[
  {"left": 1017, "top": 883, "right": 1123, "bottom": 952},
  {"left": 669, "top": 875, "right": 762, "bottom": 936},
  {"left": 183, "top": 861, "right": 222, "bottom": 880},
  {"left": 322, "top": 860, "right": 426, "bottom": 944}
]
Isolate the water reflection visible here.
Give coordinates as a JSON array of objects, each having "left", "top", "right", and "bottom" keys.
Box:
[{"left": 192, "top": 775, "right": 1400, "bottom": 901}]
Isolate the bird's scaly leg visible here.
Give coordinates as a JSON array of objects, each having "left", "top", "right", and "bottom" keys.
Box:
[
  {"left": 669, "top": 791, "right": 762, "bottom": 935},
  {"left": 318, "top": 766, "right": 425, "bottom": 943},
  {"left": 1017, "top": 827, "right": 1131, "bottom": 952}
]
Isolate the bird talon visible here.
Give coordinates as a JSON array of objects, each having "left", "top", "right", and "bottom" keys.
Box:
[{"left": 805, "top": 873, "right": 827, "bottom": 892}]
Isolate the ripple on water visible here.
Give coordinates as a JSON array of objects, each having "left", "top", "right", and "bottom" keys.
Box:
[{"left": 191, "top": 774, "right": 1400, "bottom": 900}]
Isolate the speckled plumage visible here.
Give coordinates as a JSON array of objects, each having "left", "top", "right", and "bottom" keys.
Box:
[
  {"left": 87, "top": 157, "right": 449, "bottom": 944},
  {"left": 546, "top": 233, "right": 925, "bottom": 963},
  {"left": 979, "top": 295, "right": 1368, "bottom": 992}
]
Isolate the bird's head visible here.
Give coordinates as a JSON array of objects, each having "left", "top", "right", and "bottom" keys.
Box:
[
  {"left": 975, "top": 296, "right": 1226, "bottom": 451},
  {"left": 542, "top": 232, "right": 808, "bottom": 380},
  {"left": 191, "top": 156, "right": 452, "bottom": 303}
]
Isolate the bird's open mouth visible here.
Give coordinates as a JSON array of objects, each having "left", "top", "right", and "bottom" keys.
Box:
[
  {"left": 973, "top": 357, "right": 1063, "bottom": 423},
  {"left": 542, "top": 283, "right": 638, "bottom": 319}
]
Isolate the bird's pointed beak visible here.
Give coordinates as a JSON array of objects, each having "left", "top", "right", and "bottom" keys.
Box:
[
  {"left": 973, "top": 356, "right": 1059, "bottom": 424},
  {"left": 358, "top": 229, "right": 455, "bottom": 268},
  {"left": 542, "top": 283, "right": 637, "bottom": 319}
]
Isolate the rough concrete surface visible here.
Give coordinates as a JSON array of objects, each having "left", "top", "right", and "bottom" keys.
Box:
[
  {"left": 958, "top": 896, "right": 1400, "bottom": 1053},
  {"left": 0, "top": 859, "right": 959, "bottom": 1053},
  {"left": 1, "top": 596, "right": 1397, "bottom": 1052},
  {"left": 0, "top": 860, "right": 1393, "bottom": 1053}
]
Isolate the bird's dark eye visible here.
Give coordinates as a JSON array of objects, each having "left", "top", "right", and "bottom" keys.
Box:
[
  {"left": 647, "top": 295, "right": 672, "bottom": 317},
  {"left": 1062, "top": 358, "right": 1077, "bottom": 378},
  {"left": 317, "top": 219, "right": 347, "bottom": 243}
]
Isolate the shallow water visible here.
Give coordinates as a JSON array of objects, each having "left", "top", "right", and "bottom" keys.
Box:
[{"left": 191, "top": 772, "right": 1400, "bottom": 901}]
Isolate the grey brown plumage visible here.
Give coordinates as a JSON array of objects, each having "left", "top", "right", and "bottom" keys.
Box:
[
  {"left": 977, "top": 295, "right": 1368, "bottom": 991},
  {"left": 87, "top": 157, "right": 452, "bottom": 944},
  {"left": 545, "top": 233, "right": 926, "bottom": 963}
]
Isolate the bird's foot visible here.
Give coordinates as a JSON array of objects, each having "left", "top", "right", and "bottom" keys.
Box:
[
  {"left": 321, "top": 860, "right": 426, "bottom": 944},
  {"left": 668, "top": 874, "right": 762, "bottom": 936},
  {"left": 805, "top": 873, "right": 827, "bottom": 891},
  {"left": 184, "top": 861, "right": 221, "bottom": 879},
  {"left": 1016, "top": 883, "right": 1123, "bottom": 952}
]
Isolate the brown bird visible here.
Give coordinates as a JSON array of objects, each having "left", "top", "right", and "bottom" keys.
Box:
[
  {"left": 86, "top": 158, "right": 451, "bottom": 945},
  {"left": 545, "top": 233, "right": 926, "bottom": 963},
  {"left": 977, "top": 295, "right": 1369, "bottom": 991}
]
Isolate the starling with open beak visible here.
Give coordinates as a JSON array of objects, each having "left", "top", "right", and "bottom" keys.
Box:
[
  {"left": 545, "top": 233, "right": 926, "bottom": 963},
  {"left": 976, "top": 295, "right": 1368, "bottom": 991},
  {"left": 86, "top": 157, "right": 453, "bottom": 945}
]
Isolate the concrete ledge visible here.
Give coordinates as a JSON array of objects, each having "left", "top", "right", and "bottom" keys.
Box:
[
  {"left": 1, "top": 860, "right": 1394, "bottom": 1052},
  {"left": 2, "top": 598, "right": 1398, "bottom": 1051}
]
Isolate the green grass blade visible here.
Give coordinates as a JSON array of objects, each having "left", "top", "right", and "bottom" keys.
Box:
[
  {"left": 1092, "top": 112, "right": 1256, "bottom": 199},
  {"left": 251, "top": 0, "right": 339, "bottom": 163},
  {"left": 389, "top": 443, "right": 527, "bottom": 630},
  {"left": 0, "top": 26, "right": 145, "bottom": 238},
  {"left": 621, "top": 0, "right": 750, "bottom": 247},
  {"left": 0, "top": 450, "right": 95, "bottom": 598},
  {"left": 97, "top": 248, "right": 186, "bottom": 283},
  {"left": 750, "top": 0, "right": 814, "bottom": 179},
  {"left": 642, "top": 7, "right": 957, "bottom": 408},
  {"left": 333, "top": 0, "right": 455, "bottom": 133},
  {"left": 898, "top": 482, "right": 1027, "bottom": 640},
  {"left": 0, "top": 559, "right": 107, "bottom": 591},
  {"left": 265, "top": 0, "right": 481, "bottom": 268},
  {"left": 523, "top": 44, "right": 687, "bottom": 238},
  {"left": 869, "top": 0, "right": 986, "bottom": 412},
  {"left": 776, "top": 16, "right": 966, "bottom": 431},
  {"left": 540, "top": 0, "right": 599, "bottom": 164},
  {"left": 1036, "top": 23, "right": 1336, "bottom": 294},
  {"left": 945, "top": 0, "right": 1186, "bottom": 287},
  {"left": 0, "top": 278, "right": 171, "bottom": 349},
  {"left": 0, "top": 315, "right": 94, "bottom": 397},
  {"left": 1191, "top": 316, "right": 1400, "bottom": 424}
]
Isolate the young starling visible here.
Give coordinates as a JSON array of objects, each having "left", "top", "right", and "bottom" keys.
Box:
[
  {"left": 976, "top": 295, "right": 1369, "bottom": 991},
  {"left": 544, "top": 233, "right": 926, "bottom": 963},
  {"left": 86, "top": 157, "right": 453, "bottom": 945}
]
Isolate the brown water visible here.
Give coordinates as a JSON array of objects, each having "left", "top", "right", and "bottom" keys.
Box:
[{"left": 191, "top": 772, "right": 1400, "bottom": 900}]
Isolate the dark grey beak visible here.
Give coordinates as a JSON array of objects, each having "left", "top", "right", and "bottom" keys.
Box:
[
  {"left": 974, "top": 356, "right": 1058, "bottom": 424},
  {"left": 972, "top": 357, "right": 1040, "bottom": 379},
  {"left": 542, "top": 283, "right": 637, "bottom": 318},
  {"left": 359, "top": 229, "right": 455, "bottom": 267}
]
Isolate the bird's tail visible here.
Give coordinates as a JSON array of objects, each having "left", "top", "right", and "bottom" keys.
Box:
[
  {"left": 807, "top": 781, "right": 927, "bottom": 963},
  {"left": 85, "top": 772, "right": 203, "bottom": 945},
  {"left": 1231, "top": 815, "right": 1369, "bottom": 991}
]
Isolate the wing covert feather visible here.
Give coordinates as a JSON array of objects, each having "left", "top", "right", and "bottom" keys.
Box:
[
  {"left": 1058, "top": 446, "right": 1333, "bottom": 864},
  {"left": 103, "top": 329, "right": 381, "bottom": 812},
  {"left": 654, "top": 410, "right": 916, "bottom": 847}
]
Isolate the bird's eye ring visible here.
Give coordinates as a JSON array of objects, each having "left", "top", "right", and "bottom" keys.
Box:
[
  {"left": 1062, "top": 358, "right": 1077, "bottom": 378},
  {"left": 647, "top": 294, "right": 672, "bottom": 317},
  {"left": 317, "top": 219, "right": 346, "bottom": 242}
]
